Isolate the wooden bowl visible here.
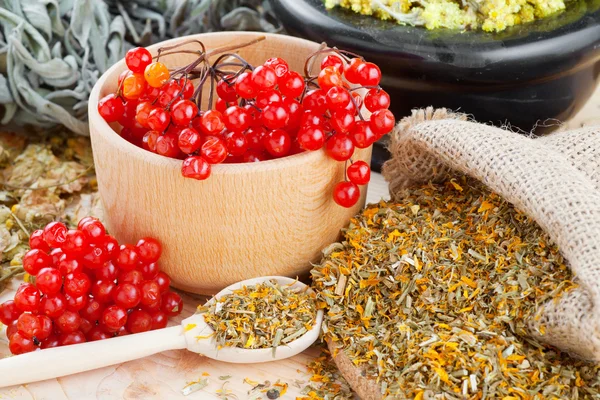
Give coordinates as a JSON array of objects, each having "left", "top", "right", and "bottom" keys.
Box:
[{"left": 88, "top": 32, "right": 372, "bottom": 295}]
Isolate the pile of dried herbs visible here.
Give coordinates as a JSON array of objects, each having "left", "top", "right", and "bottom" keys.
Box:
[
  {"left": 199, "top": 279, "right": 317, "bottom": 353},
  {"left": 0, "top": 128, "right": 99, "bottom": 292},
  {"left": 311, "top": 178, "right": 600, "bottom": 399}
]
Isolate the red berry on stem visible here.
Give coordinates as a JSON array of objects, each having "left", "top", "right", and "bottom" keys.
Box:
[
  {"left": 215, "top": 98, "right": 227, "bottom": 113},
  {"left": 262, "top": 104, "right": 289, "bottom": 130},
  {"left": 81, "top": 245, "right": 108, "bottom": 270},
  {"left": 245, "top": 127, "right": 267, "bottom": 151},
  {"left": 36, "top": 315, "right": 53, "bottom": 340},
  {"left": 6, "top": 321, "right": 18, "bottom": 340},
  {"left": 115, "top": 244, "right": 140, "bottom": 271},
  {"left": 181, "top": 156, "right": 211, "bottom": 180},
  {"left": 56, "top": 310, "right": 82, "bottom": 334},
  {"left": 96, "top": 261, "right": 118, "bottom": 281},
  {"left": 326, "top": 86, "right": 351, "bottom": 110},
  {"left": 156, "top": 133, "right": 181, "bottom": 159},
  {"left": 65, "top": 294, "right": 87, "bottom": 312},
  {"left": 122, "top": 73, "right": 147, "bottom": 100},
  {"left": 41, "top": 335, "right": 60, "bottom": 349},
  {"left": 161, "top": 292, "right": 183, "bottom": 317},
  {"left": 177, "top": 127, "right": 202, "bottom": 155},
  {"left": 333, "top": 181, "right": 360, "bottom": 208},
  {"left": 14, "top": 283, "right": 41, "bottom": 312},
  {"left": 80, "top": 298, "right": 103, "bottom": 322},
  {"left": 36, "top": 267, "right": 62, "bottom": 296},
  {"left": 59, "top": 331, "right": 86, "bottom": 346},
  {"left": 147, "top": 108, "right": 170, "bottom": 132},
  {"left": 256, "top": 90, "right": 282, "bottom": 108},
  {"left": 216, "top": 76, "right": 238, "bottom": 102},
  {"left": 154, "top": 272, "right": 171, "bottom": 293},
  {"left": 62, "top": 229, "right": 89, "bottom": 257},
  {"left": 325, "top": 133, "right": 355, "bottom": 161},
  {"left": 143, "top": 130, "right": 159, "bottom": 152},
  {"left": 98, "top": 94, "right": 125, "bottom": 123},
  {"left": 282, "top": 97, "right": 303, "bottom": 129},
  {"left": 87, "top": 326, "right": 111, "bottom": 341},
  {"left": 119, "top": 269, "right": 144, "bottom": 286},
  {"left": 297, "top": 126, "right": 326, "bottom": 151},
  {"left": 331, "top": 110, "right": 356, "bottom": 134},
  {"left": 50, "top": 248, "right": 64, "bottom": 266},
  {"left": 199, "top": 110, "right": 225, "bottom": 135},
  {"left": 102, "top": 235, "right": 119, "bottom": 260},
  {"left": 364, "top": 89, "right": 390, "bottom": 112},
  {"left": 318, "top": 66, "right": 342, "bottom": 91},
  {"left": 201, "top": 136, "right": 228, "bottom": 164},
  {"left": 79, "top": 318, "right": 93, "bottom": 335},
  {"left": 144, "top": 62, "right": 170, "bottom": 88},
  {"left": 171, "top": 99, "right": 198, "bottom": 126},
  {"left": 64, "top": 272, "right": 92, "bottom": 297},
  {"left": 102, "top": 305, "right": 128, "bottom": 332},
  {"left": 127, "top": 310, "right": 152, "bottom": 333},
  {"left": 223, "top": 106, "right": 250, "bottom": 133},
  {"left": 142, "top": 85, "right": 161, "bottom": 102},
  {"left": 9, "top": 332, "right": 36, "bottom": 354},
  {"left": 0, "top": 300, "right": 21, "bottom": 325},
  {"left": 357, "top": 62, "right": 382, "bottom": 86},
  {"left": 135, "top": 101, "right": 153, "bottom": 127},
  {"left": 79, "top": 218, "right": 106, "bottom": 243},
  {"left": 234, "top": 72, "right": 257, "bottom": 99},
  {"left": 251, "top": 65, "right": 277, "bottom": 90},
  {"left": 136, "top": 237, "right": 162, "bottom": 264},
  {"left": 151, "top": 311, "right": 168, "bottom": 329},
  {"left": 125, "top": 47, "right": 153, "bottom": 74},
  {"left": 264, "top": 57, "right": 289, "bottom": 78},
  {"left": 139, "top": 280, "right": 161, "bottom": 308},
  {"left": 23, "top": 249, "right": 52, "bottom": 275},
  {"left": 43, "top": 221, "right": 67, "bottom": 248},
  {"left": 177, "top": 77, "right": 195, "bottom": 99},
  {"left": 263, "top": 129, "right": 291, "bottom": 158},
  {"left": 29, "top": 229, "right": 50, "bottom": 252},
  {"left": 302, "top": 90, "right": 328, "bottom": 114},
  {"left": 16, "top": 313, "right": 40, "bottom": 339},
  {"left": 40, "top": 294, "right": 66, "bottom": 318},
  {"left": 321, "top": 55, "right": 344, "bottom": 73},
  {"left": 92, "top": 280, "right": 116, "bottom": 303},
  {"left": 344, "top": 58, "right": 365, "bottom": 84},
  {"left": 224, "top": 131, "right": 248, "bottom": 157},
  {"left": 369, "top": 109, "right": 395, "bottom": 137},
  {"left": 347, "top": 161, "right": 371, "bottom": 185},
  {"left": 279, "top": 71, "right": 305, "bottom": 98},
  {"left": 113, "top": 283, "right": 141, "bottom": 309}
]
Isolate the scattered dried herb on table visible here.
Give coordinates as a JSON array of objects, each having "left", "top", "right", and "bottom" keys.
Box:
[
  {"left": 299, "top": 346, "right": 354, "bottom": 400},
  {"left": 199, "top": 279, "right": 317, "bottom": 354},
  {"left": 0, "top": 129, "right": 99, "bottom": 291},
  {"left": 311, "top": 178, "right": 600, "bottom": 399}
]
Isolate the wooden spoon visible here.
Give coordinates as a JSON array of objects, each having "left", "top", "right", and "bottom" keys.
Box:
[{"left": 0, "top": 276, "right": 323, "bottom": 388}]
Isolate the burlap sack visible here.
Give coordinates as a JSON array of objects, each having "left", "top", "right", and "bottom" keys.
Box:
[{"left": 381, "top": 108, "right": 600, "bottom": 361}]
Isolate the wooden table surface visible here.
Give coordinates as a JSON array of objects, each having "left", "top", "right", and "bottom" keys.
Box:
[{"left": 1, "top": 88, "right": 599, "bottom": 399}]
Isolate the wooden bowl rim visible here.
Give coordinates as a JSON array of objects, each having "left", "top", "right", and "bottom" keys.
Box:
[{"left": 88, "top": 32, "right": 331, "bottom": 175}]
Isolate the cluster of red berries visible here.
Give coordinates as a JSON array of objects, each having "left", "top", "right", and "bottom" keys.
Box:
[
  {"left": 97, "top": 42, "right": 394, "bottom": 208},
  {"left": 0, "top": 218, "right": 183, "bottom": 355}
]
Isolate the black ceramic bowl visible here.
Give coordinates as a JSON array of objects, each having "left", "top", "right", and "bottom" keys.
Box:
[{"left": 271, "top": 0, "right": 600, "bottom": 170}]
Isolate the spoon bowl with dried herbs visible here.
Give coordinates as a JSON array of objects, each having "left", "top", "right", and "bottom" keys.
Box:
[{"left": 0, "top": 276, "right": 323, "bottom": 388}]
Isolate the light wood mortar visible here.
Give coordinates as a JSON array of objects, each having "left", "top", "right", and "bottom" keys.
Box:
[{"left": 88, "top": 32, "right": 372, "bottom": 295}]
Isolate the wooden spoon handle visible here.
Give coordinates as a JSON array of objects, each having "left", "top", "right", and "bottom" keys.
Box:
[{"left": 0, "top": 326, "right": 186, "bottom": 388}]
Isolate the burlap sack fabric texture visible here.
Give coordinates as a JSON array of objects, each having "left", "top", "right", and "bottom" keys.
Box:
[{"left": 329, "top": 108, "right": 600, "bottom": 399}]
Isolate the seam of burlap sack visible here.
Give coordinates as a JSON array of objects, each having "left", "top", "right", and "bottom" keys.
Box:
[{"left": 381, "top": 108, "right": 600, "bottom": 361}]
